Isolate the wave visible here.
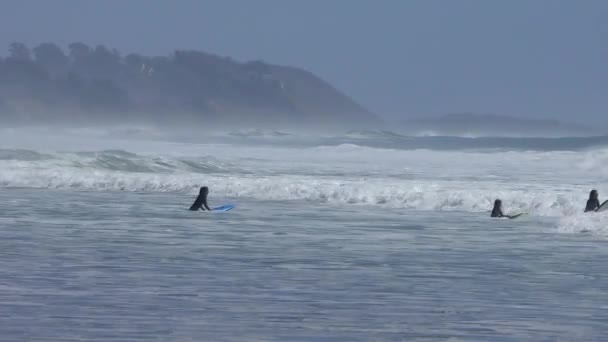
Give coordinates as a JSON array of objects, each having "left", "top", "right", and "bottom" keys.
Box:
[
  {"left": 0, "top": 149, "right": 53, "bottom": 161},
  {"left": 343, "top": 129, "right": 406, "bottom": 139},
  {"left": 227, "top": 129, "right": 292, "bottom": 138},
  {"left": 5, "top": 125, "right": 608, "bottom": 153},
  {"left": 0, "top": 161, "right": 591, "bottom": 217},
  {"left": 6, "top": 158, "right": 607, "bottom": 237},
  {"left": 310, "top": 143, "right": 387, "bottom": 153},
  {"left": 0, "top": 149, "right": 235, "bottom": 174},
  {"left": 1, "top": 145, "right": 606, "bottom": 226},
  {"left": 102, "top": 127, "right": 167, "bottom": 140},
  {"left": 330, "top": 135, "right": 608, "bottom": 152}
]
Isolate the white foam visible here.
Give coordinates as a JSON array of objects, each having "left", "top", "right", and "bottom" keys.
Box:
[
  {"left": 1, "top": 129, "right": 608, "bottom": 237},
  {"left": 0, "top": 162, "right": 590, "bottom": 217},
  {"left": 558, "top": 212, "right": 608, "bottom": 236}
]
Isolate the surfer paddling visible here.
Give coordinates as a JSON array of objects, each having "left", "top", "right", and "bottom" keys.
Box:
[
  {"left": 584, "top": 190, "right": 600, "bottom": 212},
  {"left": 189, "top": 186, "right": 211, "bottom": 211}
]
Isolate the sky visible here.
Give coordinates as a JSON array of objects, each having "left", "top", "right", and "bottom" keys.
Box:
[{"left": 0, "top": 0, "right": 606, "bottom": 122}]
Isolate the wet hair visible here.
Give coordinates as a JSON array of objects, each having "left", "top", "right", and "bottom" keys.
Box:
[
  {"left": 200, "top": 186, "right": 209, "bottom": 195},
  {"left": 493, "top": 199, "right": 502, "bottom": 208},
  {"left": 589, "top": 190, "right": 598, "bottom": 200}
]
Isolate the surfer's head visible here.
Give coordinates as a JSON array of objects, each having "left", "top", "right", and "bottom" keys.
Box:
[
  {"left": 493, "top": 199, "right": 502, "bottom": 209},
  {"left": 590, "top": 190, "right": 598, "bottom": 200},
  {"left": 199, "top": 186, "right": 209, "bottom": 196}
]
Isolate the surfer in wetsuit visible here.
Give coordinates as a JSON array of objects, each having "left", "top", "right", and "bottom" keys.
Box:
[
  {"left": 491, "top": 199, "right": 514, "bottom": 218},
  {"left": 584, "top": 190, "right": 600, "bottom": 212},
  {"left": 189, "top": 186, "right": 211, "bottom": 211}
]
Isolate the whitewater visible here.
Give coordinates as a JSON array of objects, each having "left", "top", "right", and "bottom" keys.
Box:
[{"left": 1, "top": 126, "right": 608, "bottom": 340}]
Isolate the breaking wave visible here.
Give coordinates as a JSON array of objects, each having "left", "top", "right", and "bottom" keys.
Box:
[
  {"left": 0, "top": 149, "right": 236, "bottom": 174},
  {"left": 0, "top": 147, "right": 594, "bottom": 218},
  {"left": 2, "top": 143, "right": 608, "bottom": 237}
]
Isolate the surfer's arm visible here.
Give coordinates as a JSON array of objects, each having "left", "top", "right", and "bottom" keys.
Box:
[
  {"left": 202, "top": 200, "right": 211, "bottom": 211},
  {"left": 584, "top": 200, "right": 601, "bottom": 212}
]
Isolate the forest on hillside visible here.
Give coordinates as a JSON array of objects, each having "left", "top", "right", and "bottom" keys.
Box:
[{"left": 0, "top": 42, "right": 373, "bottom": 125}]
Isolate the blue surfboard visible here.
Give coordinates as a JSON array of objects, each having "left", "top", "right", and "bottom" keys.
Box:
[{"left": 212, "top": 204, "right": 235, "bottom": 212}]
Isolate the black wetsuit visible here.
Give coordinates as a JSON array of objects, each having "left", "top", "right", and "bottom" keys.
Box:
[
  {"left": 189, "top": 189, "right": 211, "bottom": 211},
  {"left": 491, "top": 207, "right": 504, "bottom": 218},
  {"left": 585, "top": 199, "right": 600, "bottom": 212}
]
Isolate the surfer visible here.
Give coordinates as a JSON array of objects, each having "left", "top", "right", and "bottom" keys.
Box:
[
  {"left": 491, "top": 199, "right": 515, "bottom": 218},
  {"left": 584, "top": 190, "right": 600, "bottom": 212},
  {"left": 189, "top": 186, "right": 211, "bottom": 211}
]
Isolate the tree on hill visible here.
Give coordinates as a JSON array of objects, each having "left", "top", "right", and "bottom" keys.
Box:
[{"left": 0, "top": 41, "right": 376, "bottom": 125}]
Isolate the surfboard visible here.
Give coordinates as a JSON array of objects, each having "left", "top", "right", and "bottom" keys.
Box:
[
  {"left": 597, "top": 200, "right": 608, "bottom": 212},
  {"left": 212, "top": 204, "right": 235, "bottom": 212},
  {"left": 508, "top": 213, "right": 526, "bottom": 219}
]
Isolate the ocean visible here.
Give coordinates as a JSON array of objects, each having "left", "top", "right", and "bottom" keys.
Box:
[{"left": 1, "top": 126, "right": 608, "bottom": 341}]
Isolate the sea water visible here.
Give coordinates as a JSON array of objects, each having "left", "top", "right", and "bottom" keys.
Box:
[{"left": 1, "top": 127, "right": 608, "bottom": 341}]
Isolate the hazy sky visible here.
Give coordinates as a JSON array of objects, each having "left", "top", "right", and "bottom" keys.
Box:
[{"left": 0, "top": 0, "right": 606, "bottom": 121}]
